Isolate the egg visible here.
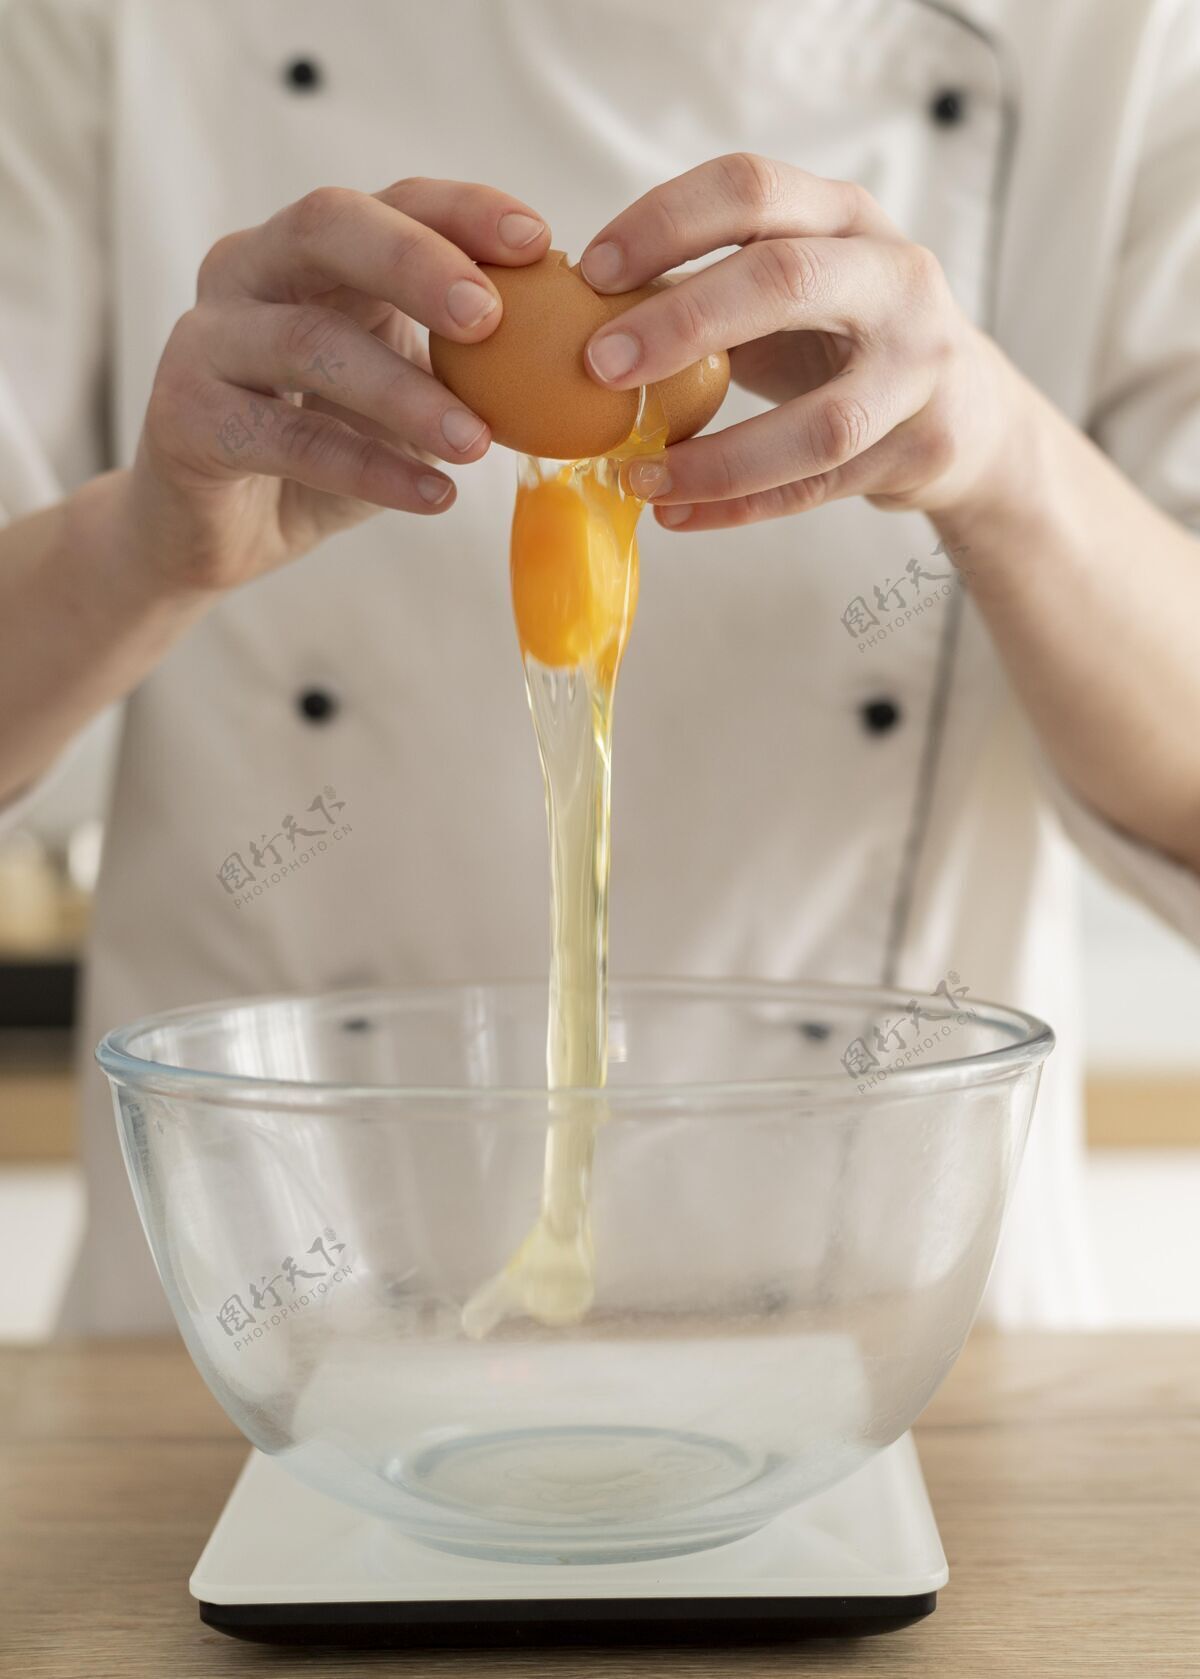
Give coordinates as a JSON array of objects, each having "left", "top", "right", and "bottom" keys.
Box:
[{"left": 429, "top": 249, "right": 729, "bottom": 460}]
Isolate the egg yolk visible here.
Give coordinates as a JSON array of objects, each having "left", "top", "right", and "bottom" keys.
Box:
[
  {"left": 509, "top": 388, "right": 665, "bottom": 683},
  {"left": 510, "top": 469, "right": 640, "bottom": 680}
]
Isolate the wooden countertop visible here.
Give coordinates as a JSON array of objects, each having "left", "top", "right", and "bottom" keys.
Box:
[{"left": 3, "top": 1332, "right": 1198, "bottom": 1675}]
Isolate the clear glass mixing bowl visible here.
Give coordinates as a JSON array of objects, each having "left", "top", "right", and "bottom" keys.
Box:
[{"left": 97, "top": 978, "right": 1051, "bottom": 1564}]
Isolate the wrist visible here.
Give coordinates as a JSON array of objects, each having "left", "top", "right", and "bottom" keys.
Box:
[
  {"left": 928, "top": 336, "right": 1066, "bottom": 580},
  {"left": 62, "top": 468, "right": 216, "bottom": 623}
]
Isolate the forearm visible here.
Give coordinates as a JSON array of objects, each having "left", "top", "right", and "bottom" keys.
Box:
[
  {"left": 931, "top": 340, "right": 1200, "bottom": 875},
  {"left": 0, "top": 468, "right": 211, "bottom": 807}
]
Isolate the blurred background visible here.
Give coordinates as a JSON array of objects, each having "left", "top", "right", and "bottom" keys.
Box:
[{"left": 2, "top": 710, "right": 1199, "bottom": 1340}]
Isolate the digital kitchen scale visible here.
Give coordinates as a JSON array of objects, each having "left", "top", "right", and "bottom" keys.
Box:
[{"left": 193, "top": 1432, "right": 947, "bottom": 1647}]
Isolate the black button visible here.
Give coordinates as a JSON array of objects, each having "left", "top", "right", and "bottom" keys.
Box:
[
  {"left": 798, "top": 1021, "right": 831, "bottom": 1043},
  {"left": 297, "top": 687, "right": 338, "bottom": 724},
  {"left": 930, "top": 88, "right": 965, "bottom": 126},
  {"left": 284, "top": 57, "right": 322, "bottom": 92},
  {"left": 861, "top": 697, "right": 901, "bottom": 735}
]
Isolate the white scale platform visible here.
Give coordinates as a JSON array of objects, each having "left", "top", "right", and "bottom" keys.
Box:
[{"left": 193, "top": 1433, "right": 947, "bottom": 1647}]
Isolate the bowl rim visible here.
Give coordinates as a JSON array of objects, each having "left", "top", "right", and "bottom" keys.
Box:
[{"left": 94, "top": 976, "right": 1054, "bottom": 1113}]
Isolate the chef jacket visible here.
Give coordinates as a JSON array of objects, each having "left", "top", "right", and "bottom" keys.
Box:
[{"left": 2, "top": 0, "right": 1200, "bottom": 1335}]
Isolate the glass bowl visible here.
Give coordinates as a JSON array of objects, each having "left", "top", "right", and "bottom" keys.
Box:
[{"left": 97, "top": 978, "right": 1051, "bottom": 1564}]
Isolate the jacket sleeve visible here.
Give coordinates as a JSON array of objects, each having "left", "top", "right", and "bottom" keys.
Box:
[
  {"left": 1044, "top": 0, "right": 1200, "bottom": 945},
  {"left": 0, "top": 0, "right": 116, "bottom": 832}
]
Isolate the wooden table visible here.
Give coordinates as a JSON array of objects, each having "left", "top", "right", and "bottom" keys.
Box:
[{"left": 3, "top": 1333, "right": 1198, "bottom": 1676}]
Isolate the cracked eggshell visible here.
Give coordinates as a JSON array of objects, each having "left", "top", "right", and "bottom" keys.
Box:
[{"left": 429, "top": 249, "right": 729, "bottom": 460}]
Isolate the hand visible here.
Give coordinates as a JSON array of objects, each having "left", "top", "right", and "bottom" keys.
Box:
[
  {"left": 578, "top": 153, "right": 1021, "bottom": 533},
  {"left": 128, "top": 179, "right": 550, "bottom": 594}
]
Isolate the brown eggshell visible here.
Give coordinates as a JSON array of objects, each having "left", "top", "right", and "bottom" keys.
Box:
[{"left": 429, "top": 250, "right": 729, "bottom": 460}]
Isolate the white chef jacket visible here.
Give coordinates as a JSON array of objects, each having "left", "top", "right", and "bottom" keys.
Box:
[{"left": 2, "top": 0, "right": 1200, "bottom": 1336}]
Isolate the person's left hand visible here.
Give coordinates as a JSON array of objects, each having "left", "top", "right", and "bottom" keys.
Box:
[{"left": 579, "top": 152, "right": 1024, "bottom": 533}]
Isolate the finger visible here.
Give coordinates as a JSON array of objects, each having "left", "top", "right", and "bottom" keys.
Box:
[
  {"left": 199, "top": 181, "right": 550, "bottom": 341},
  {"left": 297, "top": 391, "right": 437, "bottom": 469},
  {"left": 299, "top": 285, "right": 397, "bottom": 334},
  {"left": 585, "top": 236, "right": 892, "bottom": 389},
  {"left": 324, "top": 295, "right": 431, "bottom": 372},
  {"left": 623, "top": 367, "right": 927, "bottom": 504},
  {"left": 283, "top": 285, "right": 432, "bottom": 369},
  {"left": 651, "top": 469, "right": 850, "bottom": 532},
  {"left": 579, "top": 152, "right": 897, "bottom": 293},
  {"left": 649, "top": 422, "right": 938, "bottom": 532},
  {"left": 374, "top": 177, "right": 551, "bottom": 265},
  {"left": 201, "top": 301, "right": 491, "bottom": 462},
  {"left": 202, "top": 384, "right": 455, "bottom": 513}
]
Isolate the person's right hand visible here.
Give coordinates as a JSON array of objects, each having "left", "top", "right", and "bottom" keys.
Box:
[{"left": 125, "top": 179, "right": 551, "bottom": 595}]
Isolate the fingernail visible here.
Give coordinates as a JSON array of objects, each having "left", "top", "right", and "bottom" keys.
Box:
[
  {"left": 627, "top": 460, "right": 671, "bottom": 499},
  {"left": 446, "top": 279, "right": 498, "bottom": 328},
  {"left": 498, "top": 212, "right": 545, "bottom": 248},
  {"left": 586, "top": 330, "right": 640, "bottom": 383},
  {"left": 581, "top": 241, "right": 623, "bottom": 288},
  {"left": 417, "top": 474, "right": 452, "bottom": 505},
  {"left": 441, "top": 408, "right": 488, "bottom": 452},
  {"left": 658, "top": 503, "right": 693, "bottom": 527}
]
